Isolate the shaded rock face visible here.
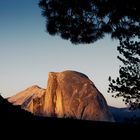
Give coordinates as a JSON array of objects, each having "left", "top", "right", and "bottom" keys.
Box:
[{"left": 8, "top": 70, "right": 114, "bottom": 121}]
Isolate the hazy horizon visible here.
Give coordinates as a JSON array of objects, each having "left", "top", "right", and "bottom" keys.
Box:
[{"left": 0, "top": 0, "right": 126, "bottom": 108}]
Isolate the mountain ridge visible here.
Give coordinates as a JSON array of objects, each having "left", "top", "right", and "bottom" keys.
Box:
[{"left": 8, "top": 70, "right": 114, "bottom": 121}]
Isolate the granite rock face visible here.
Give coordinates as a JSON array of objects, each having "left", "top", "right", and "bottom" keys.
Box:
[
  {"left": 8, "top": 70, "right": 114, "bottom": 121},
  {"left": 8, "top": 85, "right": 46, "bottom": 116}
]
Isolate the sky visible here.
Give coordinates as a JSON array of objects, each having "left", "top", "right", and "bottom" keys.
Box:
[{"left": 0, "top": 0, "right": 126, "bottom": 107}]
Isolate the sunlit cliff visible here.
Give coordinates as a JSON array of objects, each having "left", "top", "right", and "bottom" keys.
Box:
[{"left": 8, "top": 70, "right": 114, "bottom": 121}]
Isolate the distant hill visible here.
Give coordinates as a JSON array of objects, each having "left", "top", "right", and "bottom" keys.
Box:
[{"left": 109, "top": 106, "right": 140, "bottom": 123}]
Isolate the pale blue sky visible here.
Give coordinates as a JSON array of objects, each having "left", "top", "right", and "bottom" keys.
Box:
[{"left": 0, "top": 0, "right": 126, "bottom": 107}]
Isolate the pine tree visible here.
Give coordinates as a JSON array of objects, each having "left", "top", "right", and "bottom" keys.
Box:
[{"left": 108, "top": 38, "right": 140, "bottom": 109}]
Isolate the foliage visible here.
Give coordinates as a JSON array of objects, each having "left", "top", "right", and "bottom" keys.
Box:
[
  {"left": 39, "top": 0, "right": 140, "bottom": 44},
  {"left": 108, "top": 38, "right": 140, "bottom": 109}
]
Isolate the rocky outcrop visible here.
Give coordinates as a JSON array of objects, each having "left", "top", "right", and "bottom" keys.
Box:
[
  {"left": 8, "top": 85, "right": 46, "bottom": 116},
  {"left": 8, "top": 70, "right": 114, "bottom": 121}
]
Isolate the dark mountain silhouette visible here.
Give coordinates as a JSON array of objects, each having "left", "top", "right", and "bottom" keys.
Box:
[
  {"left": 0, "top": 95, "right": 140, "bottom": 135},
  {"left": 0, "top": 95, "right": 34, "bottom": 120}
]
